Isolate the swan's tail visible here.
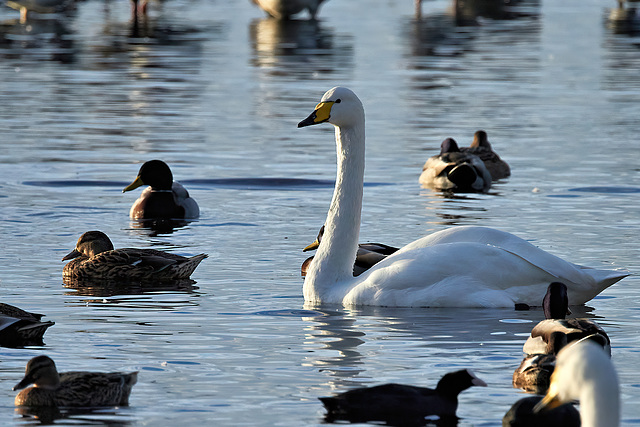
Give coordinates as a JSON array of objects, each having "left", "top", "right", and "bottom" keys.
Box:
[{"left": 580, "top": 266, "right": 629, "bottom": 290}]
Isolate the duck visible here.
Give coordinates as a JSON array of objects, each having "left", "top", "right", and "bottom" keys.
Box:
[
  {"left": 320, "top": 369, "right": 486, "bottom": 425},
  {"left": 0, "top": 303, "right": 54, "bottom": 347},
  {"left": 251, "top": 0, "right": 327, "bottom": 19},
  {"left": 13, "top": 355, "right": 137, "bottom": 407},
  {"left": 503, "top": 395, "right": 580, "bottom": 427},
  {"left": 301, "top": 225, "right": 398, "bottom": 277},
  {"left": 62, "top": 231, "right": 207, "bottom": 281},
  {"left": 5, "top": 0, "right": 70, "bottom": 23},
  {"left": 419, "top": 138, "right": 493, "bottom": 192},
  {"left": 534, "top": 340, "right": 620, "bottom": 427},
  {"left": 512, "top": 331, "right": 566, "bottom": 394},
  {"left": 123, "top": 160, "right": 199, "bottom": 220},
  {"left": 523, "top": 282, "right": 611, "bottom": 356},
  {"left": 461, "top": 130, "right": 510, "bottom": 180},
  {"left": 297, "top": 87, "right": 627, "bottom": 308}
]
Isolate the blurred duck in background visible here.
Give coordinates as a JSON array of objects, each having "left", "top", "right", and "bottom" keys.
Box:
[
  {"left": 5, "top": 0, "right": 71, "bottom": 23},
  {"left": 461, "top": 130, "right": 510, "bottom": 180},
  {"left": 251, "top": 0, "right": 327, "bottom": 19}
]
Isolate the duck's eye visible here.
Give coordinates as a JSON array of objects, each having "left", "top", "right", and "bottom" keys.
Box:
[{"left": 335, "top": 99, "right": 341, "bottom": 103}]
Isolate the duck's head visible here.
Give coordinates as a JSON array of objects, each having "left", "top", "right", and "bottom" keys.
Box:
[
  {"left": 13, "top": 355, "right": 60, "bottom": 391},
  {"left": 543, "top": 282, "right": 570, "bottom": 320},
  {"left": 471, "top": 130, "right": 492, "bottom": 149},
  {"left": 303, "top": 225, "right": 325, "bottom": 252},
  {"left": 440, "top": 138, "right": 460, "bottom": 154},
  {"left": 435, "top": 369, "right": 487, "bottom": 398},
  {"left": 123, "top": 160, "right": 174, "bottom": 192},
  {"left": 62, "top": 231, "right": 115, "bottom": 261},
  {"left": 298, "top": 87, "right": 364, "bottom": 129}
]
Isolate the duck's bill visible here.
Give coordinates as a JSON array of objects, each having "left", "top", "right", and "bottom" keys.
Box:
[
  {"left": 303, "top": 239, "right": 320, "bottom": 252},
  {"left": 123, "top": 176, "right": 144, "bottom": 193},
  {"left": 12, "top": 376, "right": 32, "bottom": 391},
  {"left": 62, "top": 249, "right": 81, "bottom": 261}
]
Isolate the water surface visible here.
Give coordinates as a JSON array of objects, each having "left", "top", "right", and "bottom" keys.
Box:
[{"left": 0, "top": 0, "right": 639, "bottom": 425}]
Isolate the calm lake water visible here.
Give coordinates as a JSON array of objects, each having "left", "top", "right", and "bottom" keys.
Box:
[{"left": 1, "top": 0, "right": 639, "bottom": 425}]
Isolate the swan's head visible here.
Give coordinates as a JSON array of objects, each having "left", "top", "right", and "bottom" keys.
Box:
[
  {"left": 534, "top": 340, "right": 618, "bottom": 412},
  {"left": 298, "top": 86, "right": 364, "bottom": 129}
]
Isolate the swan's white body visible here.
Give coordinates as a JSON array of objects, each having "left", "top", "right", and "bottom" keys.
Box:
[
  {"left": 535, "top": 340, "right": 620, "bottom": 427},
  {"left": 298, "top": 87, "right": 627, "bottom": 308}
]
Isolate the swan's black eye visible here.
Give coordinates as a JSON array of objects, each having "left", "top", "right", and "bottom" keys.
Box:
[{"left": 335, "top": 99, "right": 341, "bottom": 103}]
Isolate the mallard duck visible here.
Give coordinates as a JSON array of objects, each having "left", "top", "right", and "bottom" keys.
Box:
[
  {"left": 123, "top": 160, "right": 199, "bottom": 220},
  {"left": 301, "top": 225, "right": 398, "bottom": 277},
  {"left": 62, "top": 231, "right": 207, "bottom": 281},
  {"left": 461, "top": 130, "right": 510, "bottom": 180},
  {"left": 320, "top": 369, "right": 486, "bottom": 425},
  {"left": 297, "top": 87, "right": 627, "bottom": 307},
  {"left": 523, "top": 282, "right": 611, "bottom": 356},
  {"left": 251, "top": 0, "right": 327, "bottom": 19},
  {"left": 534, "top": 340, "right": 620, "bottom": 427},
  {"left": 419, "top": 138, "right": 493, "bottom": 192},
  {"left": 13, "top": 355, "right": 137, "bottom": 407},
  {"left": 512, "top": 331, "right": 566, "bottom": 394},
  {"left": 0, "top": 303, "right": 54, "bottom": 347},
  {"left": 503, "top": 395, "right": 580, "bottom": 427}
]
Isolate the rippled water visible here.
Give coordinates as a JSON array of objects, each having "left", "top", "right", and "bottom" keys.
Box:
[{"left": 1, "top": 0, "right": 639, "bottom": 425}]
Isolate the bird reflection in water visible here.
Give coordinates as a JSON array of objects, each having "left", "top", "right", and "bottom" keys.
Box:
[
  {"left": 15, "top": 405, "right": 134, "bottom": 425},
  {"left": 63, "top": 277, "right": 199, "bottom": 298},
  {"left": 249, "top": 16, "right": 352, "bottom": 79}
]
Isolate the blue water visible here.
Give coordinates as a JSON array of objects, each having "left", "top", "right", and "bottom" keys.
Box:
[{"left": 1, "top": 0, "right": 639, "bottom": 425}]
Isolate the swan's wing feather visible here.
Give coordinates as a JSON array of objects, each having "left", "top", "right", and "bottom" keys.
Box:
[{"left": 395, "top": 226, "right": 627, "bottom": 304}]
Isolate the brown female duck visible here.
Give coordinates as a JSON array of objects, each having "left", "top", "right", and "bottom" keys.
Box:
[
  {"left": 461, "top": 130, "right": 510, "bottom": 180},
  {"left": 13, "top": 355, "right": 137, "bottom": 407},
  {"left": 62, "top": 231, "right": 207, "bottom": 281},
  {"left": 123, "top": 160, "right": 199, "bottom": 220}
]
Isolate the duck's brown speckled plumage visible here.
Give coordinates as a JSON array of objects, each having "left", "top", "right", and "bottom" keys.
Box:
[
  {"left": 62, "top": 231, "right": 207, "bottom": 281},
  {"left": 14, "top": 355, "right": 137, "bottom": 407},
  {"left": 0, "top": 303, "right": 54, "bottom": 347},
  {"left": 461, "top": 130, "right": 510, "bottom": 180}
]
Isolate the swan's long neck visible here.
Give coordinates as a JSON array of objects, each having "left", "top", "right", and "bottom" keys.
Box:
[
  {"left": 304, "top": 121, "right": 365, "bottom": 303},
  {"left": 579, "top": 374, "right": 620, "bottom": 427}
]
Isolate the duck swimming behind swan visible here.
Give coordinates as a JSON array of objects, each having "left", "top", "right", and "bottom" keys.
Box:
[
  {"left": 301, "top": 225, "right": 398, "bottom": 277},
  {"left": 298, "top": 87, "right": 627, "bottom": 308}
]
